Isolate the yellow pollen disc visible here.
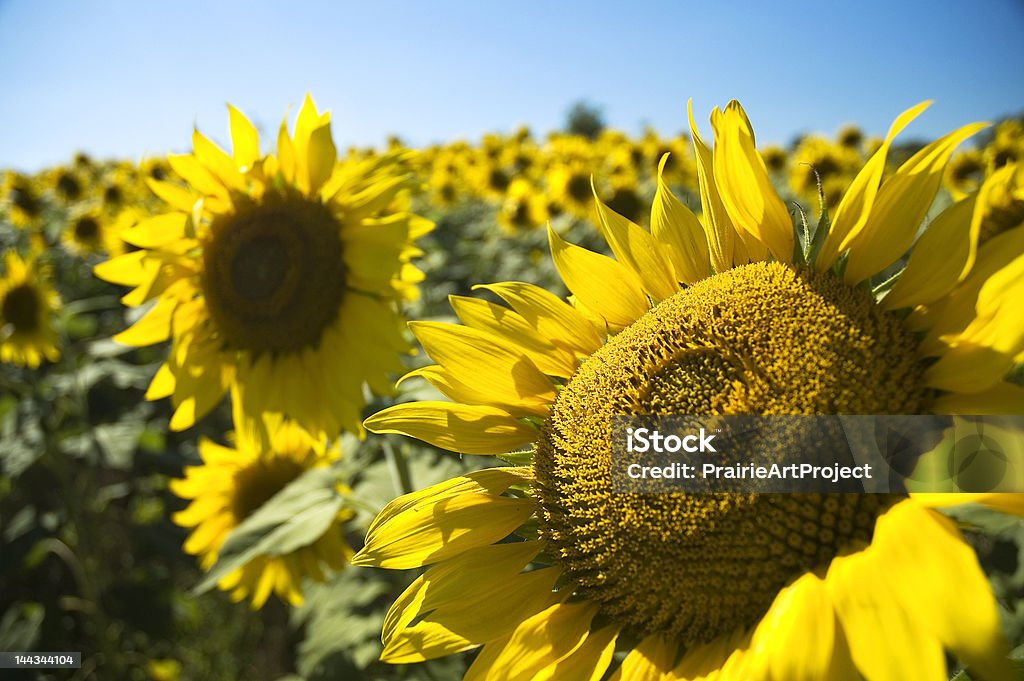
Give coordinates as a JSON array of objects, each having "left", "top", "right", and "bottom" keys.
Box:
[
  {"left": 201, "top": 194, "right": 346, "bottom": 354},
  {"left": 534, "top": 261, "right": 928, "bottom": 642}
]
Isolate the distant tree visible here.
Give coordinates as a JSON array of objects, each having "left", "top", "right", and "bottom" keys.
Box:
[{"left": 565, "top": 100, "right": 605, "bottom": 139}]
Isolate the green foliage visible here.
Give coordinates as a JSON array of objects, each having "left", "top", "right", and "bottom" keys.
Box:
[{"left": 565, "top": 100, "right": 606, "bottom": 140}]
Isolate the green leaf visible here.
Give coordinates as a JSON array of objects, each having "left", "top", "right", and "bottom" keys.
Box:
[
  {"left": 194, "top": 466, "right": 343, "bottom": 595},
  {"left": 0, "top": 602, "right": 44, "bottom": 650}
]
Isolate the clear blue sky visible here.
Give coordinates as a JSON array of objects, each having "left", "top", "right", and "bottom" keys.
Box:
[{"left": 1, "top": 0, "right": 1022, "bottom": 171}]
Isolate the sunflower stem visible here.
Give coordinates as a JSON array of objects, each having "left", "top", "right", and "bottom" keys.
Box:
[{"left": 382, "top": 438, "right": 413, "bottom": 496}]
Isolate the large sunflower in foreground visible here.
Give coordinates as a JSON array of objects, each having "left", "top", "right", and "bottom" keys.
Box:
[
  {"left": 170, "top": 418, "right": 352, "bottom": 608},
  {"left": 355, "top": 101, "right": 1024, "bottom": 680},
  {"left": 95, "top": 95, "right": 432, "bottom": 436},
  {"left": 0, "top": 250, "right": 61, "bottom": 368}
]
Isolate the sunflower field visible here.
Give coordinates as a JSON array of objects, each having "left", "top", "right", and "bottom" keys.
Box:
[{"left": 2, "top": 95, "right": 1024, "bottom": 681}]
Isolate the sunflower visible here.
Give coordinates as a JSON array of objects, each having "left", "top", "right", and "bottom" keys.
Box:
[
  {"left": 547, "top": 159, "right": 599, "bottom": 220},
  {"left": 95, "top": 95, "right": 432, "bottom": 436},
  {"left": 0, "top": 250, "right": 61, "bottom": 368},
  {"left": 355, "top": 100, "right": 1024, "bottom": 680},
  {"left": 2, "top": 171, "right": 45, "bottom": 228},
  {"left": 497, "top": 179, "right": 548, "bottom": 234},
  {"left": 789, "top": 135, "right": 862, "bottom": 209},
  {"left": 170, "top": 418, "right": 352, "bottom": 608},
  {"left": 945, "top": 148, "right": 986, "bottom": 199},
  {"left": 62, "top": 207, "right": 125, "bottom": 257}
]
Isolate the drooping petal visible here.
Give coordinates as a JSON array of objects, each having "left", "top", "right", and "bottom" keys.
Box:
[
  {"left": 382, "top": 567, "right": 560, "bottom": 663},
  {"left": 825, "top": 536, "right": 947, "bottom": 681},
  {"left": 745, "top": 573, "right": 859, "bottom": 681},
  {"left": 925, "top": 251, "right": 1024, "bottom": 392},
  {"left": 364, "top": 401, "right": 536, "bottom": 455},
  {"left": 609, "top": 634, "right": 676, "bottom": 681},
  {"left": 463, "top": 601, "right": 598, "bottom": 681},
  {"left": 534, "top": 625, "right": 619, "bottom": 681},
  {"left": 354, "top": 468, "right": 533, "bottom": 568},
  {"left": 869, "top": 503, "right": 1012, "bottom": 681}
]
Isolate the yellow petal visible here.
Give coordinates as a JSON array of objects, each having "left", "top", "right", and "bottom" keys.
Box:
[
  {"left": 364, "top": 401, "right": 536, "bottom": 454},
  {"left": 192, "top": 129, "right": 245, "bottom": 192},
  {"left": 121, "top": 213, "right": 189, "bottom": 249},
  {"left": 383, "top": 540, "right": 543, "bottom": 644},
  {"left": 354, "top": 468, "right": 533, "bottom": 568},
  {"left": 228, "top": 104, "right": 260, "bottom": 169},
  {"left": 382, "top": 566, "right": 559, "bottom": 663},
  {"left": 145, "top": 362, "right": 176, "bottom": 400},
  {"left": 305, "top": 122, "right": 337, "bottom": 197},
  {"left": 355, "top": 494, "right": 534, "bottom": 569},
  {"left": 409, "top": 321, "right": 557, "bottom": 413},
  {"left": 932, "top": 381, "right": 1024, "bottom": 415},
  {"left": 915, "top": 225, "right": 1024, "bottom": 345},
  {"left": 112, "top": 296, "right": 176, "bottom": 346},
  {"left": 711, "top": 101, "right": 793, "bottom": 263},
  {"left": 825, "top": 544, "right": 946, "bottom": 681},
  {"left": 547, "top": 226, "right": 648, "bottom": 330},
  {"left": 818, "top": 101, "right": 932, "bottom": 270},
  {"left": 167, "top": 153, "right": 228, "bottom": 200},
  {"left": 842, "top": 121, "right": 988, "bottom": 283},
  {"left": 882, "top": 193, "right": 978, "bottom": 310},
  {"left": 534, "top": 625, "right": 619, "bottom": 681},
  {"left": 671, "top": 629, "right": 750, "bottom": 680},
  {"left": 870, "top": 502, "right": 1012, "bottom": 681},
  {"left": 651, "top": 154, "right": 711, "bottom": 284},
  {"left": 474, "top": 281, "right": 602, "bottom": 357},
  {"left": 449, "top": 295, "right": 577, "bottom": 377},
  {"left": 593, "top": 187, "right": 678, "bottom": 301},
  {"left": 146, "top": 178, "right": 196, "bottom": 213},
  {"left": 93, "top": 250, "right": 156, "bottom": 287},
  {"left": 464, "top": 600, "right": 598, "bottom": 681},
  {"left": 925, "top": 251, "right": 1024, "bottom": 392},
  {"left": 276, "top": 116, "right": 296, "bottom": 184},
  {"left": 746, "top": 573, "right": 858, "bottom": 681},
  {"left": 609, "top": 634, "right": 675, "bottom": 681},
  {"left": 689, "top": 99, "right": 738, "bottom": 272}
]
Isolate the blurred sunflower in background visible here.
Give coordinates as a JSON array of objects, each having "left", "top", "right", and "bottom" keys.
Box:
[
  {"left": 357, "top": 100, "right": 1024, "bottom": 680},
  {"left": 61, "top": 207, "right": 125, "bottom": 257},
  {"left": 1, "top": 171, "right": 45, "bottom": 229},
  {"left": 95, "top": 95, "right": 433, "bottom": 436},
  {"left": 0, "top": 250, "right": 61, "bottom": 367},
  {"left": 171, "top": 417, "right": 352, "bottom": 608}
]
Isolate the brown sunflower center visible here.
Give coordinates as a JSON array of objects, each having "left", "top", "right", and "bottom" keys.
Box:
[
  {"left": 534, "top": 261, "right": 928, "bottom": 643},
  {"left": 2, "top": 284, "right": 41, "bottom": 333},
  {"left": 567, "top": 174, "right": 591, "bottom": 203},
  {"left": 74, "top": 216, "right": 100, "bottom": 242},
  {"left": 201, "top": 194, "right": 346, "bottom": 355},
  {"left": 231, "top": 457, "right": 306, "bottom": 522}
]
